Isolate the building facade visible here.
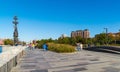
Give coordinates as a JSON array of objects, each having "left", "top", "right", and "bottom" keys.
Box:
[
  {"left": 71, "top": 29, "right": 90, "bottom": 38},
  {"left": 108, "top": 32, "right": 120, "bottom": 38},
  {"left": 0, "top": 39, "right": 4, "bottom": 45}
]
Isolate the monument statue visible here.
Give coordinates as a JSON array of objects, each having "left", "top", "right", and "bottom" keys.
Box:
[{"left": 13, "top": 16, "right": 19, "bottom": 45}]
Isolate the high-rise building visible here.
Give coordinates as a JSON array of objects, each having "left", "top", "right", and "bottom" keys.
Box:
[{"left": 71, "top": 29, "right": 90, "bottom": 38}]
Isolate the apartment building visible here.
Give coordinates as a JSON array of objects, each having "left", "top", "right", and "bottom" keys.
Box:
[{"left": 71, "top": 29, "right": 90, "bottom": 38}]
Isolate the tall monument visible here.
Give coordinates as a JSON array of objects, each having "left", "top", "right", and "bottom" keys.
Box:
[{"left": 13, "top": 16, "right": 19, "bottom": 45}]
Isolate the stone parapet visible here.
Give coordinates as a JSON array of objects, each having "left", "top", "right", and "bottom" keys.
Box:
[{"left": 0, "top": 46, "right": 27, "bottom": 72}]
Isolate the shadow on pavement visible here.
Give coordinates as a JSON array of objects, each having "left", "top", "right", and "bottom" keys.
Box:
[{"left": 84, "top": 46, "right": 120, "bottom": 55}]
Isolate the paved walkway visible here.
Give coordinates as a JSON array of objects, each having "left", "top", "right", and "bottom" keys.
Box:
[{"left": 11, "top": 49, "right": 120, "bottom": 72}]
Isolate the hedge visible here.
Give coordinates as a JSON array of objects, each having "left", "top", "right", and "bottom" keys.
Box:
[{"left": 47, "top": 43, "right": 75, "bottom": 53}]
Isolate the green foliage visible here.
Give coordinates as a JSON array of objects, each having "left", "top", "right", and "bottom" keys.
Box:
[
  {"left": 36, "top": 38, "right": 54, "bottom": 48},
  {"left": 94, "top": 33, "right": 115, "bottom": 45},
  {"left": 57, "top": 36, "right": 87, "bottom": 45},
  {"left": 74, "top": 36, "right": 83, "bottom": 43},
  {"left": 35, "top": 32, "right": 120, "bottom": 48},
  {"left": 36, "top": 36, "right": 91, "bottom": 49},
  {"left": 94, "top": 33, "right": 107, "bottom": 45},
  {"left": 117, "top": 33, "right": 120, "bottom": 40},
  {"left": 58, "top": 37, "right": 71, "bottom": 44},
  {"left": 4, "top": 39, "right": 14, "bottom": 45},
  {"left": 21, "top": 41, "right": 26, "bottom": 46},
  {"left": 47, "top": 43, "right": 75, "bottom": 53},
  {"left": 87, "top": 38, "right": 93, "bottom": 44},
  {"left": 36, "top": 40, "right": 46, "bottom": 48},
  {"left": 70, "top": 37, "right": 76, "bottom": 45}
]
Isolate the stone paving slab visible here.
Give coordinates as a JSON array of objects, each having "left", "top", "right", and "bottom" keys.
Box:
[{"left": 11, "top": 49, "right": 120, "bottom": 72}]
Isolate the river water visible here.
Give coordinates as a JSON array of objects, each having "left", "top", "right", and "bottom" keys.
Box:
[{"left": 0, "top": 46, "right": 2, "bottom": 53}]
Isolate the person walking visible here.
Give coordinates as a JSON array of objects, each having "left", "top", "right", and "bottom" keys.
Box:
[
  {"left": 46, "top": 43, "right": 48, "bottom": 51},
  {"left": 43, "top": 43, "right": 47, "bottom": 51},
  {"left": 28, "top": 43, "right": 32, "bottom": 50},
  {"left": 76, "top": 43, "right": 80, "bottom": 51},
  {"left": 80, "top": 43, "right": 83, "bottom": 50},
  {"left": 32, "top": 43, "right": 35, "bottom": 50}
]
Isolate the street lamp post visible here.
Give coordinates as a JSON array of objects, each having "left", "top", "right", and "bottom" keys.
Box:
[{"left": 104, "top": 28, "right": 108, "bottom": 45}]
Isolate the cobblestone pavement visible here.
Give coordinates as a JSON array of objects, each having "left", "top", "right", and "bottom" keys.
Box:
[{"left": 11, "top": 49, "right": 120, "bottom": 72}]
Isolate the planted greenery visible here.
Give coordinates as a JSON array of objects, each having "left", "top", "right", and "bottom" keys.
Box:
[{"left": 47, "top": 43, "right": 75, "bottom": 53}]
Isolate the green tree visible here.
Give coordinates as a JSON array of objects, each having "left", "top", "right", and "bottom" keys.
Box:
[
  {"left": 36, "top": 38, "right": 54, "bottom": 48},
  {"left": 95, "top": 33, "right": 106, "bottom": 45},
  {"left": 70, "top": 37, "right": 76, "bottom": 45},
  {"left": 75, "top": 36, "right": 83, "bottom": 43},
  {"left": 21, "top": 41, "right": 26, "bottom": 46},
  {"left": 87, "top": 38, "right": 93, "bottom": 44},
  {"left": 107, "top": 33, "right": 115, "bottom": 44},
  {"left": 116, "top": 32, "right": 120, "bottom": 41},
  {"left": 58, "top": 37, "right": 71, "bottom": 44},
  {"left": 4, "top": 39, "right": 14, "bottom": 45}
]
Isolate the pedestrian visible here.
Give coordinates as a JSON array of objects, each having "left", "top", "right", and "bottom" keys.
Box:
[
  {"left": 76, "top": 43, "right": 80, "bottom": 51},
  {"left": 28, "top": 43, "right": 32, "bottom": 50},
  {"left": 80, "top": 43, "right": 83, "bottom": 50},
  {"left": 32, "top": 40, "right": 37, "bottom": 49},
  {"left": 46, "top": 43, "right": 48, "bottom": 50},
  {"left": 32, "top": 43, "right": 35, "bottom": 50},
  {"left": 43, "top": 43, "right": 47, "bottom": 51}
]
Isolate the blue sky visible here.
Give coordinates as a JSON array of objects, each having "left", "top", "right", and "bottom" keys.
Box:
[{"left": 0, "top": 0, "right": 120, "bottom": 42}]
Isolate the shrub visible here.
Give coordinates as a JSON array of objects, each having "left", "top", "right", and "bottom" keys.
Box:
[{"left": 47, "top": 43, "right": 75, "bottom": 53}]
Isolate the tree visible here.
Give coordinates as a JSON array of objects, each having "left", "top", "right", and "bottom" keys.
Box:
[
  {"left": 74, "top": 36, "right": 83, "bottom": 43},
  {"left": 87, "top": 38, "right": 93, "bottom": 44},
  {"left": 70, "top": 37, "right": 76, "bottom": 45},
  {"left": 95, "top": 33, "right": 106, "bottom": 45},
  {"left": 36, "top": 38, "right": 54, "bottom": 48},
  {"left": 107, "top": 33, "right": 115, "bottom": 44},
  {"left": 116, "top": 32, "right": 120, "bottom": 41},
  {"left": 58, "top": 37, "right": 71, "bottom": 44},
  {"left": 4, "top": 39, "right": 14, "bottom": 45},
  {"left": 21, "top": 41, "right": 26, "bottom": 46}
]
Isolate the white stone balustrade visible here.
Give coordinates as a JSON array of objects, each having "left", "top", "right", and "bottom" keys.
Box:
[{"left": 0, "top": 46, "right": 27, "bottom": 72}]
